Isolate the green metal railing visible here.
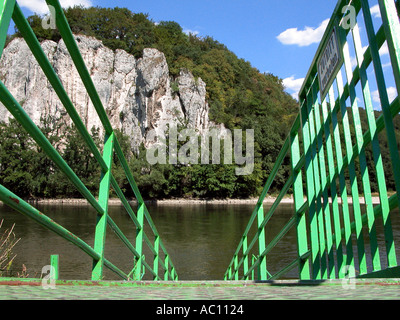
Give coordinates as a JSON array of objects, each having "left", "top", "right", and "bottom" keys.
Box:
[
  {"left": 225, "top": 0, "right": 400, "bottom": 281},
  {"left": 0, "top": 0, "right": 177, "bottom": 281}
]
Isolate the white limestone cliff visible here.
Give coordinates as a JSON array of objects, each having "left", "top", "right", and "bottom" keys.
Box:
[{"left": 0, "top": 35, "right": 210, "bottom": 151}]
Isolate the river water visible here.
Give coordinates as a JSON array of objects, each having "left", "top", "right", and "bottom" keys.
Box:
[{"left": 1, "top": 201, "right": 399, "bottom": 280}]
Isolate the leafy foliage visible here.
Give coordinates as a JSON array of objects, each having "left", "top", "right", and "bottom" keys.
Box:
[{"left": 4, "top": 6, "right": 303, "bottom": 199}]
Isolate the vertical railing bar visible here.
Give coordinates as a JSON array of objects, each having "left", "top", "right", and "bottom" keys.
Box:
[
  {"left": 309, "top": 82, "right": 328, "bottom": 279},
  {"left": 242, "top": 235, "right": 249, "bottom": 280},
  {"left": 361, "top": 0, "right": 400, "bottom": 212},
  {"left": 92, "top": 132, "right": 114, "bottom": 280},
  {"left": 378, "top": 0, "right": 400, "bottom": 98},
  {"left": 134, "top": 203, "right": 145, "bottom": 280},
  {"left": 1, "top": 0, "right": 178, "bottom": 281},
  {"left": 327, "top": 82, "right": 355, "bottom": 278},
  {"left": 289, "top": 132, "right": 309, "bottom": 294},
  {"left": 313, "top": 94, "right": 336, "bottom": 279},
  {"left": 359, "top": 0, "right": 398, "bottom": 268},
  {"left": 233, "top": 255, "right": 239, "bottom": 280},
  {"left": 352, "top": 19, "right": 392, "bottom": 271},
  {"left": 257, "top": 205, "right": 267, "bottom": 280},
  {"left": 153, "top": 235, "right": 160, "bottom": 281},
  {"left": 164, "top": 254, "right": 169, "bottom": 281},
  {"left": 0, "top": 0, "right": 15, "bottom": 57},
  {"left": 50, "top": 254, "right": 59, "bottom": 280},
  {"left": 321, "top": 91, "right": 344, "bottom": 279},
  {"left": 336, "top": 69, "right": 366, "bottom": 274},
  {"left": 338, "top": 20, "right": 378, "bottom": 274},
  {"left": 301, "top": 81, "right": 321, "bottom": 280}
]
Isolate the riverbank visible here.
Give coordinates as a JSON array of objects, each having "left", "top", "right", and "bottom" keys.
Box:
[
  {"left": 23, "top": 197, "right": 286, "bottom": 206},
  {"left": 8, "top": 194, "right": 385, "bottom": 206}
]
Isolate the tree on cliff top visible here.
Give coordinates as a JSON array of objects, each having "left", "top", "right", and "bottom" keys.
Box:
[{"left": 8, "top": 6, "right": 299, "bottom": 197}]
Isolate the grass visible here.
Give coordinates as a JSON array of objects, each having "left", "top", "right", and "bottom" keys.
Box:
[{"left": 0, "top": 219, "right": 21, "bottom": 277}]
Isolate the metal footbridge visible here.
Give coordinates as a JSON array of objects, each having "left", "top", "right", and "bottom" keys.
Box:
[{"left": 1, "top": 0, "right": 400, "bottom": 299}]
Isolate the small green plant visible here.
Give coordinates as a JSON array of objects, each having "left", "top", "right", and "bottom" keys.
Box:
[
  {"left": 0, "top": 219, "right": 20, "bottom": 277},
  {"left": 170, "top": 81, "right": 179, "bottom": 98}
]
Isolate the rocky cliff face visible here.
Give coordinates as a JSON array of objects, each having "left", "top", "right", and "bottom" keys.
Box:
[{"left": 0, "top": 35, "right": 210, "bottom": 150}]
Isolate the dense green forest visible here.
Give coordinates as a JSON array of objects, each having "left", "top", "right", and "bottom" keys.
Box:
[
  {"left": 2, "top": 6, "right": 399, "bottom": 200},
  {"left": 1, "top": 6, "right": 299, "bottom": 199},
  {"left": 1, "top": 105, "right": 400, "bottom": 200}
]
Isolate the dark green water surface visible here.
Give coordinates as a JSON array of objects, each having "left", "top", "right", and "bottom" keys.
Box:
[{"left": 1, "top": 202, "right": 399, "bottom": 280}]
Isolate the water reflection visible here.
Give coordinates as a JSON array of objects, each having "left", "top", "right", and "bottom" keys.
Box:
[{"left": 0, "top": 201, "right": 399, "bottom": 280}]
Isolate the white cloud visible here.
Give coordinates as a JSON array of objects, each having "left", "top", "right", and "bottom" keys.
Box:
[
  {"left": 382, "top": 62, "right": 392, "bottom": 69},
  {"left": 283, "top": 75, "right": 305, "bottom": 99},
  {"left": 370, "top": 4, "right": 381, "bottom": 19},
  {"left": 387, "top": 86, "right": 398, "bottom": 102},
  {"left": 379, "top": 42, "right": 389, "bottom": 56},
  {"left": 372, "top": 86, "right": 398, "bottom": 104},
  {"left": 277, "top": 18, "right": 330, "bottom": 47},
  {"left": 350, "top": 56, "right": 358, "bottom": 69},
  {"left": 183, "top": 28, "right": 200, "bottom": 36},
  {"left": 18, "top": 0, "right": 92, "bottom": 15}
]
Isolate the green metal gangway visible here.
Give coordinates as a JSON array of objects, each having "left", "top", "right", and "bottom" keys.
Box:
[
  {"left": 1, "top": 0, "right": 400, "bottom": 287},
  {"left": 0, "top": 0, "right": 177, "bottom": 282},
  {"left": 226, "top": 0, "right": 400, "bottom": 281}
]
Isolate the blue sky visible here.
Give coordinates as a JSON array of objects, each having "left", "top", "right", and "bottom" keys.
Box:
[{"left": 13, "top": 0, "right": 397, "bottom": 105}]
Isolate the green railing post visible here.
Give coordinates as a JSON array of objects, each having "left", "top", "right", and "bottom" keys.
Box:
[
  {"left": 0, "top": 0, "right": 14, "bottom": 57},
  {"left": 92, "top": 133, "right": 114, "bottom": 281},
  {"left": 351, "top": 13, "right": 397, "bottom": 270},
  {"left": 321, "top": 96, "right": 344, "bottom": 278},
  {"left": 153, "top": 235, "right": 160, "bottom": 281},
  {"left": 290, "top": 120, "right": 311, "bottom": 280},
  {"left": 164, "top": 254, "right": 169, "bottom": 281},
  {"left": 327, "top": 86, "right": 354, "bottom": 278},
  {"left": 335, "top": 37, "right": 367, "bottom": 276},
  {"left": 0, "top": 0, "right": 178, "bottom": 282},
  {"left": 224, "top": 0, "right": 400, "bottom": 282},
  {"left": 362, "top": 0, "right": 400, "bottom": 211},
  {"left": 50, "top": 254, "right": 59, "bottom": 281},
  {"left": 378, "top": 0, "right": 400, "bottom": 106},
  {"left": 257, "top": 205, "right": 267, "bottom": 280},
  {"left": 134, "top": 203, "right": 145, "bottom": 280},
  {"left": 313, "top": 94, "right": 335, "bottom": 279},
  {"left": 242, "top": 235, "right": 249, "bottom": 280},
  {"left": 301, "top": 87, "right": 321, "bottom": 280},
  {"left": 233, "top": 254, "right": 239, "bottom": 280},
  {"left": 338, "top": 17, "right": 382, "bottom": 274},
  {"left": 309, "top": 81, "right": 328, "bottom": 280}
]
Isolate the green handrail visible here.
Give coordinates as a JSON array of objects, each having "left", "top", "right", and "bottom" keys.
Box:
[
  {"left": 225, "top": 0, "right": 400, "bottom": 281},
  {"left": 0, "top": 0, "right": 177, "bottom": 281}
]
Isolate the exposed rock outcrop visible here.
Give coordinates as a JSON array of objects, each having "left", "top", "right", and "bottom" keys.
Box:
[{"left": 0, "top": 35, "right": 210, "bottom": 151}]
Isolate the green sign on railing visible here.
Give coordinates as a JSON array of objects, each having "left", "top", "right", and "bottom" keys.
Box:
[
  {"left": 225, "top": 0, "right": 400, "bottom": 281},
  {"left": 0, "top": 0, "right": 177, "bottom": 281}
]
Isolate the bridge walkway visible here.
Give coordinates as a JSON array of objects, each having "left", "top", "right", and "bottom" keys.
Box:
[{"left": 0, "top": 278, "right": 399, "bottom": 300}]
